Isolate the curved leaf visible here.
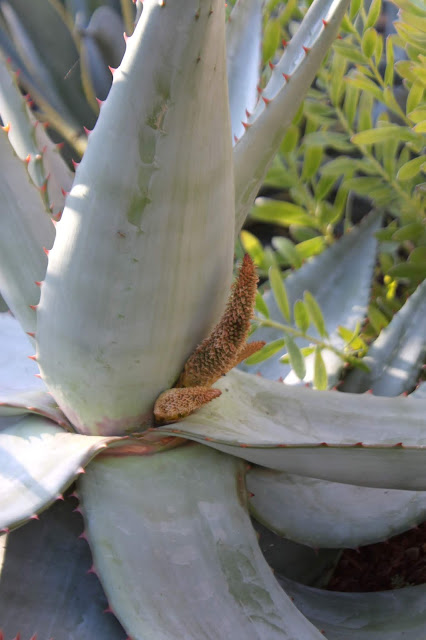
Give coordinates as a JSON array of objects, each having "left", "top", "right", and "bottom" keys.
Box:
[
  {"left": 0, "top": 415, "right": 116, "bottom": 532},
  {"left": 243, "top": 211, "right": 382, "bottom": 384},
  {"left": 343, "top": 278, "right": 426, "bottom": 395},
  {"left": 234, "top": 0, "right": 351, "bottom": 233},
  {"left": 226, "top": 0, "right": 262, "bottom": 141},
  {"left": 79, "top": 443, "right": 324, "bottom": 639},
  {"left": 0, "top": 313, "right": 44, "bottom": 392},
  {"left": 158, "top": 369, "right": 426, "bottom": 490},
  {"left": 0, "top": 497, "right": 127, "bottom": 639},
  {"left": 0, "top": 130, "right": 55, "bottom": 335},
  {"left": 37, "top": 0, "right": 235, "bottom": 435},
  {"left": 280, "top": 576, "right": 426, "bottom": 639},
  {"left": 248, "top": 468, "right": 426, "bottom": 548}
]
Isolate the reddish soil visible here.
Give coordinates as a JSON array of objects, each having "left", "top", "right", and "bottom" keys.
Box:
[{"left": 327, "top": 522, "right": 426, "bottom": 592}]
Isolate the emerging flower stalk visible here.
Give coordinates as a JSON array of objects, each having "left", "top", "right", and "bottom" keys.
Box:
[{"left": 154, "top": 254, "right": 265, "bottom": 424}]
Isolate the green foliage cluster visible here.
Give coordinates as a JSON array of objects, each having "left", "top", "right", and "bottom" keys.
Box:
[{"left": 240, "top": 0, "right": 425, "bottom": 384}]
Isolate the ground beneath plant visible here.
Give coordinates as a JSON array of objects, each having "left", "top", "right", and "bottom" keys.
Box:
[{"left": 327, "top": 521, "right": 426, "bottom": 591}]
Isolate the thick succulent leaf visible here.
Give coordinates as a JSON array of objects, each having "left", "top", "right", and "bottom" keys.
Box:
[
  {"left": 158, "top": 369, "right": 426, "bottom": 490},
  {"left": 234, "top": 0, "right": 351, "bottom": 232},
  {"left": 243, "top": 211, "right": 382, "bottom": 384},
  {"left": 412, "top": 384, "right": 426, "bottom": 400},
  {"left": 0, "top": 497, "right": 127, "bottom": 639},
  {"left": 0, "top": 415, "right": 117, "bottom": 532},
  {"left": 343, "top": 278, "right": 426, "bottom": 395},
  {"left": 0, "top": 130, "right": 55, "bottom": 335},
  {"left": 254, "top": 520, "right": 340, "bottom": 587},
  {"left": 226, "top": 0, "right": 262, "bottom": 141},
  {"left": 0, "top": 56, "right": 46, "bottom": 188},
  {"left": 37, "top": 0, "right": 235, "bottom": 435},
  {"left": 0, "top": 313, "right": 44, "bottom": 391},
  {"left": 248, "top": 468, "right": 426, "bottom": 548},
  {"left": 79, "top": 443, "right": 324, "bottom": 639},
  {"left": 33, "top": 117, "right": 74, "bottom": 216},
  {"left": 1, "top": 0, "right": 95, "bottom": 129},
  {"left": 280, "top": 576, "right": 426, "bottom": 639}
]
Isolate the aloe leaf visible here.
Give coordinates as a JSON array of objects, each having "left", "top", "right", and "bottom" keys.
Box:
[
  {"left": 0, "top": 129, "right": 55, "bottom": 334},
  {"left": 342, "top": 278, "right": 426, "bottom": 396},
  {"left": 37, "top": 0, "right": 235, "bottom": 436},
  {"left": 255, "top": 521, "right": 341, "bottom": 587},
  {"left": 248, "top": 468, "right": 426, "bottom": 548},
  {"left": 79, "top": 444, "right": 324, "bottom": 639},
  {"left": 0, "top": 56, "right": 46, "bottom": 188},
  {"left": 280, "top": 576, "right": 426, "bottom": 639},
  {"left": 158, "top": 370, "right": 426, "bottom": 490},
  {"left": 244, "top": 211, "right": 382, "bottom": 383},
  {"left": 234, "top": 0, "right": 351, "bottom": 233},
  {"left": 33, "top": 118, "right": 74, "bottom": 216},
  {"left": 226, "top": 0, "right": 262, "bottom": 141},
  {"left": 0, "top": 497, "right": 127, "bottom": 639},
  {"left": 1, "top": 0, "right": 95, "bottom": 128},
  {"left": 412, "top": 384, "right": 426, "bottom": 400},
  {"left": 0, "top": 414, "right": 117, "bottom": 532},
  {"left": 0, "top": 313, "right": 44, "bottom": 392}
]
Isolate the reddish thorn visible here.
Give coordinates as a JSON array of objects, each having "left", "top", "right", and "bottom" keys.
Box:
[
  {"left": 87, "top": 564, "right": 97, "bottom": 575},
  {"left": 402, "top": 391, "right": 408, "bottom": 397},
  {"left": 268, "top": 61, "right": 275, "bottom": 69},
  {"left": 256, "top": 84, "right": 263, "bottom": 93},
  {"left": 337, "top": 34, "right": 343, "bottom": 39},
  {"left": 43, "top": 122, "right": 49, "bottom": 129},
  {"left": 30, "top": 513, "right": 40, "bottom": 520},
  {"left": 282, "top": 73, "right": 291, "bottom": 81},
  {"left": 29, "top": 304, "right": 38, "bottom": 311},
  {"left": 15, "top": 69, "right": 21, "bottom": 78},
  {"left": 322, "top": 18, "right": 328, "bottom": 26},
  {"left": 56, "top": 141, "right": 65, "bottom": 149},
  {"left": 56, "top": 494, "right": 64, "bottom": 501},
  {"left": 248, "top": 492, "right": 255, "bottom": 498},
  {"left": 242, "top": 121, "right": 251, "bottom": 130},
  {"left": 26, "top": 331, "right": 36, "bottom": 338},
  {"left": 103, "top": 605, "right": 114, "bottom": 614},
  {"left": 96, "top": 97, "right": 103, "bottom": 107},
  {"left": 108, "top": 66, "right": 116, "bottom": 75},
  {"left": 71, "top": 159, "right": 79, "bottom": 169},
  {"left": 61, "top": 188, "right": 69, "bottom": 197},
  {"left": 320, "top": 442, "right": 328, "bottom": 447},
  {"left": 233, "top": 134, "right": 239, "bottom": 143},
  {"left": 34, "top": 373, "right": 42, "bottom": 379},
  {"left": 282, "top": 39, "right": 288, "bottom": 47},
  {"left": 83, "top": 126, "right": 91, "bottom": 136},
  {"left": 246, "top": 464, "right": 252, "bottom": 470},
  {"left": 25, "top": 154, "right": 31, "bottom": 164},
  {"left": 73, "top": 506, "right": 82, "bottom": 514},
  {"left": 51, "top": 218, "right": 57, "bottom": 227},
  {"left": 43, "top": 247, "right": 50, "bottom": 256},
  {"left": 366, "top": 389, "right": 373, "bottom": 394},
  {"left": 53, "top": 211, "right": 62, "bottom": 221},
  {"left": 69, "top": 490, "right": 79, "bottom": 499},
  {"left": 30, "top": 635, "right": 38, "bottom": 640},
  {"left": 76, "top": 466, "right": 86, "bottom": 474},
  {"left": 5, "top": 56, "right": 11, "bottom": 64},
  {"left": 123, "top": 32, "right": 128, "bottom": 42},
  {"left": 79, "top": 531, "right": 88, "bottom": 541},
  {"left": 262, "top": 96, "right": 271, "bottom": 105},
  {"left": 0, "top": 527, "right": 10, "bottom": 534},
  {"left": 40, "top": 180, "right": 47, "bottom": 193},
  {"left": 245, "top": 108, "right": 252, "bottom": 118},
  {"left": 354, "top": 442, "right": 364, "bottom": 447},
  {"left": 303, "top": 46, "right": 310, "bottom": 54},
  {"left": 1, "top": 123, "right": 10, "bottom": 133},
  {"left": 393, "top": 442, "right": 403, "bottom": 448},
  {"left": 28, "top": 354, "right": 37, "bottom": 361}
]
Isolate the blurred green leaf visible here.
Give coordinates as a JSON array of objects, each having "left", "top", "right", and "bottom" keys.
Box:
[
  {"left": 296, "top": 236, "right": 326, "bottom": 260},
  {"left": 304, "top": 291, "right": 328, "bottom": 337},
  {"left": 244, "top": 338, "right": 285, "bottom": 365},
  {"left": 272, "top": 237, "right": 303, "bottom": 268},
  {"left": 240, "top": 230, "right": 265, "bottom": 267},
  {"left": 314, "top": 346, "right": 328, "bottom": 389},
  {"left": 284, "top": 334, "right": 306, "bottom": 380},
  {"left": 294, "top": 299, "right": 310, "bottom": 333},
  {"left": 251, "top": 199, "right": 317, "bottom": 228},
  {"left": 269, "top": 265, "right": 291, "bottom": 322},
  {"left": 365, "top": 0, "right": 382, "bottom": 29},
  {"left": 255, "top": 291, "right": 270, "bottom": 318}
]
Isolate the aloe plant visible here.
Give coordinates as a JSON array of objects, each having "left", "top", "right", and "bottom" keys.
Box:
[{"left": 1, "top": 0, "right": 426, "bottom": 638}]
